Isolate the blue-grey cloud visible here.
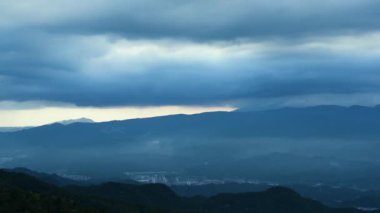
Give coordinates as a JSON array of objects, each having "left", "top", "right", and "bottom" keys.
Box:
[{"left": 1, "top": 0, "right": 380, "bottom": 108}]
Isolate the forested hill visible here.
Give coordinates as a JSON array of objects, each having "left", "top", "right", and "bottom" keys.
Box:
[{"left": 0, "top": 169, "right": 377, "bottom": 213}]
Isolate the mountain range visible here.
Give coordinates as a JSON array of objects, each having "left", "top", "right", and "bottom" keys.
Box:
[{"left": 1, "top": 105, "right": 380, "bottom": 188}]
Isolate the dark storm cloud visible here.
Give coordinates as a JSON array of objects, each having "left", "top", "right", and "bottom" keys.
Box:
[
  {"left": 42, "top": 0, "right": 380, "bottom": 41},
  {"left": 2, "top": 49, "right": 380, "bottom": 107},
  {"left": 1, "top": 0, "right": 380, "bottom": 107}
]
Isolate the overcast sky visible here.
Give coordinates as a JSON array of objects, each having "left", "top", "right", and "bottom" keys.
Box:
[{"left": 1, "top": 0, "right": 380, "bottom": 126}]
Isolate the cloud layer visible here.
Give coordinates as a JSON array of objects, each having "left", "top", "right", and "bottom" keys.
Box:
[{"left": 1, "top": 0, "right": 380, "bottom": 108}]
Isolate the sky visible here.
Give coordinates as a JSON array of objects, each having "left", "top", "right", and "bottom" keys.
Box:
[{"left": 1, "top": 0, "right": 380, "bottom": 126}]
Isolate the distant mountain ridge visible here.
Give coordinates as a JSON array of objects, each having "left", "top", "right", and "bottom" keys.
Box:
[
  {"left": 7, "top": 105, "right": 380, "bottom": 138},
  {"left": 0, "top": 127, "right": 32, "bottom": 133},
  {"left": 2, "top": 104, "right": 380, "bottom": 132},
  {"left": 0, "top": 117, "right": 94, "bottom": 133}
]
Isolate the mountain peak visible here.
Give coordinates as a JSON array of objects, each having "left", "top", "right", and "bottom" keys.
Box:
[{"left": 57, "top": 118, "right": 94, "bottom": 125}]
